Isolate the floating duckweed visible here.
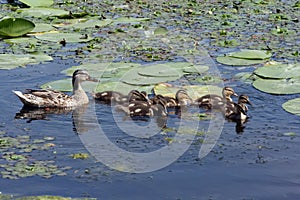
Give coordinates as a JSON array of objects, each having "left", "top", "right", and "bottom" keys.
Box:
[{"left": 71, "top": 153, "right": 89, "bottom": 159}]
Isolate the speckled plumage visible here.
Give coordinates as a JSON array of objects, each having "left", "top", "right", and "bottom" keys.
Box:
[
  {"left": 195, "top": 86, "right": 238, "bottom": 109},
  {"left": 13, "top": 70, "right": 97, "bottom": 108},
  {"left": 225, "top": 95, "right": 252, "bottom": 120}
]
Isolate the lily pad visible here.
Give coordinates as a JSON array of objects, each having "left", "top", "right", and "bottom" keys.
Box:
[
  {"left": 253, "top": 77, "right": 300, "bottom": 94},
  {"left": 138, "top": 63, "right": 186, "bottom": 77},
  {"left": 0, "top": 18, "right": 35, "bottom": 37},
  {"left": 0, "top": 53, "right": 53, "bottom": 70},
  {"left": 153, "top": 82, "right": 222, "bottom": 100},
  {"left": 54, "top": 18, "right": 113, "bottom": 29},
  {"left": 121, "top": 67, "right": 180, "bottom": 86},
  {"left": 216, "top": 55, "right": 267, "bottom": 66},
  {"left": 17, "top": 8, "right": 69, "bottom": 17},
  {"left": 30, "top": 23, "right": 55, "bottom": 33},
  {"left": 229, "top": 50, "right": 271, "bottom": 60},
  {"left": 183, "top": 65, "right": 209, "bottom": 74},
  {"left": 19, "top": 0, "right": 54, "bottom": 7},
  {"left": 94, "top": 81, "right": 153, "bottom": 94},
  {"left": 35, "top": 32, "right": 93, "bottom": 43},
  {"left": 254, "top": 63, "right": 300, "bottom": 79},
  {"left": 216, "top": 49, "right": 272, "bottom": 66},
  {"left": 282, "top": 98, "right": 300, "bottom": 116},
  {"left": 114, "top": 17, "right": 150, "bottom": 23}
]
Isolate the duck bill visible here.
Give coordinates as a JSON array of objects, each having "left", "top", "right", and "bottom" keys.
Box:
[
  {"left": 233, "top": 92, "right": 238, "bottom": 97},
  {"left": 247, "top": 100, "right": 252, "bottom": 106},
  {"left": 88, "top": 77, "right": 100, "bottom": 82}
]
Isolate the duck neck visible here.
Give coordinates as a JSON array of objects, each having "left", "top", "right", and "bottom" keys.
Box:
[{"left": 72, "top": 79, "right": 89, "bottom": 104}]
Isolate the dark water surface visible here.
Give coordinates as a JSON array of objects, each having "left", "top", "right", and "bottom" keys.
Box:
[{"left": 1, "top": 59, "right": 300, "bottom": 199}]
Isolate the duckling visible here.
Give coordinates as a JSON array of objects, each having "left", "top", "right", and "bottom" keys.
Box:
[
  {"left": 115, "top": 98, "right": 167, "bottom": 117},
  {"left": 151, "top": 89, "right": 192, "bottom": 107},
  {"left": 93, "top": 91, "right": 127, "bottom": 105},
  {"left": 13, "top": 70, "right": 97, "bottom": 108},
  {"left": 225, "top": 94, "right": 252, "bottom": 121},
  {"left": 195, "top": 86, "right": 238, "bottom": 109},
  {"left": 127, "top": 90, "right": 149, "bottom": 103}
]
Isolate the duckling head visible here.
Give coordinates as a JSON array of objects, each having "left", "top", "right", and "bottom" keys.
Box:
[
  {"left": 223, "top": 86, "right": 238, "bottom": 101},
  {"left": 238, "top": 95, "right": 252, "bottom": 105},
  {"left": 176, "top": 89, "right": 193, "bottom": 106}
]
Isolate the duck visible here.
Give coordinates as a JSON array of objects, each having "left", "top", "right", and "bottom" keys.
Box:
[
  {"left": 151, "top": 89, "right": 192, "bottom": 108},
  {"left": 115, "top": 97, "right": 167, "bottom": 117},
  {"left": 93, "top": 91, "right": 127, "bottom": 105},
  {"left": 225, "top": 94, "right": 252, "bottom": 121},
  {"left": 195, "top": 86, "right": 238, "bottom": 109},
  {"left": 13, "top": 69, "right": 97, "bottom": 108}
]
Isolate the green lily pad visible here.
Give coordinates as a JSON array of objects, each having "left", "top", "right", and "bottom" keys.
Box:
[
  {"left": 55, "top": 18, "right": 113, "bottom": 29},
  {"left": 253, "top": 77, "right": 300, "bottom": 94},
  {"left": 0, "top": 53, "right": 53, "bottom": 70},
  {"left": 114, "top": 17, "right": 150, "bottom": 23},
  {"left": 61, "top": 62, "right": 141, "bottom": 78},
  {"left": 153, "top": 82, "right": 222, "bottom": 100},
  {"left": 138, "top": 63, "right": 185, "bottom": 77},
  {"left": 183, "top": 65, "right": 209, "bottom": 74},
  {"left": 0, "top": 18, "right": 35, "bottom": 37},
  {"left": 216, "top": 49, "right": 271, "bottom": 66},
  {"left": 121, "top": 67, "right": 180, "bottom": 86},
  {"left": 154, "top": 27, "right": 168, "bottom": 35},
  {"left": 254, "top": 63, "right": 300, "bottom": 79},
  {"left": 282, "top": 98, "right": 300, "bottom": 116},
  {"left": 30, "top": 23, "right": 55, "bottom": 33},
  {"left": 229, "top": 50, "right": 271, "bottom": 60},
  {"left": 35, "top": 32, "right": 93, "bottom": 43},
  {"left": 17, "top": 8, "right": 69, "bottom": 17},
  {"left": 19, "top": 0, "right": 54, "bottom": 7},
  {"left": 94, "top": 81, "right": 153, "bottom": 95},
  {"left": 216, "top": 55, "right": 267, "bottom": 66}
]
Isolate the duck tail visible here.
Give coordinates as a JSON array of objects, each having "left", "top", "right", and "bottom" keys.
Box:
[{"left": 12, "top": 90, "right": 32, "bottom": 106}]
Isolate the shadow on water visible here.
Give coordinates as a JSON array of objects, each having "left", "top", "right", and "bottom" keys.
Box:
[{"left": 1, "top": 61, "right": 300, "bottom": 199}]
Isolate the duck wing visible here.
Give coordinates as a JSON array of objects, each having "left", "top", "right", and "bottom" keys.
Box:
[{"left": 13, "top": 89, "right": 73, "bottom": 108}]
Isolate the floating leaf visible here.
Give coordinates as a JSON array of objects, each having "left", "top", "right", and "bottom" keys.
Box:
[
  {"left": 138, "top": 63, "right": 183, "bottom": 77},
  {"left": 121, "top": 67, "right": 180, "bottom": 86},
  {"left": 254, "top": 63, "right": 300, "bottom": 79},
  {"left": 229, "top": 50, "right": 271, "bottom": 60},
  {"left": 216, "top": 55, "right": 267, "bottom": 66},
  {"left": 71, "top": 153, "right": 89, "bottom": 159},
  {"left": 114, "top": 17, "right": 150, "bottom": 23},
  {"left": 17, "top": 8, "right": 69, "bottom": 17},
  {"left": 0, "top": 53, "right": 52, "bottom": 70},
  {"left": 282, "top": 98, "right": 300, "bottom": 116},
  {"left": 153, "top": 82, "right": 222, "bottom": 100},
  {"left": 0, "top": 18, "right": 35, "bottom": 37},
  {"left": 19, "top": 0, "right": 54, "bottom": 7},
  {"left": 35, "top": 32, "right": 93, "bottom": 43},
  {"left": 30, "top": 23, "right": 55, "bottom": 33},
  {"left": 216, "top": 49, "right": 271, "bottom": 66},
  {"left": 154, "top": 27, "right": 168, "bottom": 35},
  {"left": 182, "top": 65, "right": 209, "bottom": 74},
  {"left": 253, "top": 78, "right": 300, "bottom": 94},
  {"left": 94, "top": 81, "right": 153, "bottom": 95}
]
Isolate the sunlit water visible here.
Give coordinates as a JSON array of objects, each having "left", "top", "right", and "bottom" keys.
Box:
[{"left": 1, "top": 59, "right": 300, "bottom": 199}]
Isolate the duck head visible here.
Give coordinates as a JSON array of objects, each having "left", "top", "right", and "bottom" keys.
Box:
[{"left": 222, "top": 86, "right": 238, "bottom": 101}]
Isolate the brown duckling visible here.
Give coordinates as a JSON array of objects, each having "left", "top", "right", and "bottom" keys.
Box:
[
  {"left": 93, "top": 91, "right": 127, "bottom": 105},
  {"left": 225, "top": 94, "right": 252, "bottom": 121},
  {"left": 195, "top": 86, "right": 238, "bottom": 109},
  {"left": 151, "top": 89, "right": 192, "bottom": 107}
]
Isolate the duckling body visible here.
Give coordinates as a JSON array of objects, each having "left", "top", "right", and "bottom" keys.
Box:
[
  {"left": 225, "top": 95, "right": 251, "bottom": 120},
  {"left": 151, "top": 90, "right": 192, "bottom": 108},
  {"left": 195, "top": 86, "right": 238, "bottom": 109},
  {"left": 13, "top": 70, "right": 97, "bottom": 108},
  {"left": 93, "top": 91, "right": 127, "bottom": 105}
]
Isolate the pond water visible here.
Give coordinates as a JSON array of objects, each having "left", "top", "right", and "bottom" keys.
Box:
[
  {"left": 1, "top": 58, "right": 300, "bottom": 199},
  {"left": 1, "top": 0, "right": 300, "bottom": 198}
]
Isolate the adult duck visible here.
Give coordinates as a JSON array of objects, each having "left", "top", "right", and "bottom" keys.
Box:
[{"left": 13, "top": 69, "right": 97, "bottom": 108}]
